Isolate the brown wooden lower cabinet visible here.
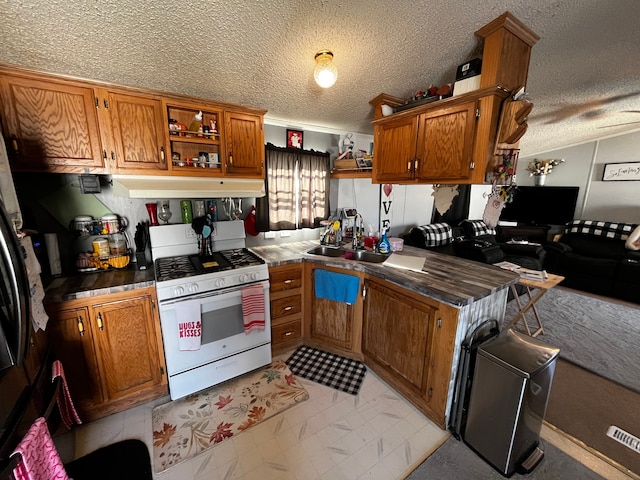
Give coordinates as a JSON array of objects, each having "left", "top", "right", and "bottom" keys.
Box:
[
  {"left": 269, "top": 263, "right": 304, "bottom": 356},
  {"left": 304, "top": 264, "right": 364, "bottom": 358},
  {"left": 362, "top": 277, "right": 458, "bottom": 428},
  {"left": 45, "top": 286, "right": 168, "bottom": 422}
]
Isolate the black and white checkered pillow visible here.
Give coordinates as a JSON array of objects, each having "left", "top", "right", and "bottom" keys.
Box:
[
  {"left": 415, "top": 223, "right": 453, "bottom": 247},
  {"left": 567, "top": 220, "right": 638, "bottom": 240},
  {"left": 460, "top": 220, "right": 496, "bottom": 237}
]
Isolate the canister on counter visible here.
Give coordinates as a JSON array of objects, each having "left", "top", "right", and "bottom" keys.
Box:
[
  {"left": 180, "top": 200, "right": 193, "bottom": 224},
  {"left": 101, "top": 214, "right": 120, "bottom": 234},
  {"left": 92, "top": 238, "right": 110, "bottom": 257}
]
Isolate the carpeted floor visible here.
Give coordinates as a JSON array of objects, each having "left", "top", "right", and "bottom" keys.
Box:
[
  {"left": 505, "top": 286, "right": 640, "bottom": 393},
  {"left": 406, "top": 435, "right": 607, "bottom": 479},
  {"left": 546, "top": 358, "right": 640, "bottom": 476}
]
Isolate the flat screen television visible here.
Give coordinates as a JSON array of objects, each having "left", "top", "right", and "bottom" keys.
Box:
[{"left": 500, "top": 186, "right": 579, "bottom": 226}]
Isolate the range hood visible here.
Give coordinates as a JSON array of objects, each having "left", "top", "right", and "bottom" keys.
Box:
[{"left": 111, "top": 175, "right": 265, "bottom": 199}]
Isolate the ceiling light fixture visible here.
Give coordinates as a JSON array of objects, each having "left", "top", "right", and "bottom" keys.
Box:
[{"left": 314, "top": 50, "right": 337, "bottom": 88}]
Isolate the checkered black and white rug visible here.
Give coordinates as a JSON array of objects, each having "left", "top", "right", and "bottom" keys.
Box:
[{"left": 286, "top": 345, "right": 367, "bottom": 395}]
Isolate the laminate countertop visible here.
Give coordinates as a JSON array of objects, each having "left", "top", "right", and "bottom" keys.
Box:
[
  {"left": 43, "top": 242, "right": 518, "bottom": 308},
  {"left": 252, "top": 241, "right": 519, "bottom": 308},
  {"left": 44, "top": 266, "right": 156, "bottom": 303}
]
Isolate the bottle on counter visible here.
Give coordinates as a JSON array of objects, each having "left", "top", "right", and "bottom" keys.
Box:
[{"left": 378, "top": 228, "right": 391, "bottom": 254}]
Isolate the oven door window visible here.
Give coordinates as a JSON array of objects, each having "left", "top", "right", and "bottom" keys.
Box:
[{"left": 201, "top": 302, "right": 243, "bottom": 345}]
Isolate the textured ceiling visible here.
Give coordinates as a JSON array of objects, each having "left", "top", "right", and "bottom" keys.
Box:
[{"left": 2, "top": 0, "right": 640, "bottom": 156}]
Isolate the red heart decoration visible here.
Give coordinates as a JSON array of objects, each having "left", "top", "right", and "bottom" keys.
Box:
[{"left": 383, "top": 184, "right": 393, "bottom": 197}]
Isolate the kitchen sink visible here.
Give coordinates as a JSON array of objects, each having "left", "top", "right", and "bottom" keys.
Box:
[
  {"left": 349, "top": 250, "right": 390, "bottom": 263},
  {"left": 306, "top": 245, "right": 347, "bottom": 257}
]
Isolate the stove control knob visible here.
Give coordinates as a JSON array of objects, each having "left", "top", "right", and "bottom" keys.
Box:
[
  {"left": 174, "top": 286, "right": 184, "bottom": 297},
  {"left": 239, "top": 274, "right": 249, "bottom": 283},
  {"left": 188, "top": 283, "right": 199, "bottom": 293},
  {"left": 215, "top": 278, "right": 225, "bottom": 288},
  {"left": 250, "top": 272, "right": 259, "bottom": 281}
]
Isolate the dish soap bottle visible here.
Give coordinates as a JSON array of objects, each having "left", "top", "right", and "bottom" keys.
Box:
[
  {"left": 378, "top": 228, "right": 390, "bottom": 254},
  {"left": 188, "top": 111, "right": 203, "bottom": 136}
]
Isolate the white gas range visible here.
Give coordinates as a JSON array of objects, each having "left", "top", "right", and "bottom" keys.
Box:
[{"left": 149, "top": 222, "right": 271, "bottom": 400}]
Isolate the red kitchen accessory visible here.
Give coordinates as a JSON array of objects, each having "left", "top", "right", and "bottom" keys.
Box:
[{"left": 244, "top": 206, "right": 259, "bottom": 236}]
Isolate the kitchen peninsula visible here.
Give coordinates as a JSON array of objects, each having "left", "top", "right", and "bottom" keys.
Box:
[{"left": 254, "top": 241, "right": 518, "bottom": 428}]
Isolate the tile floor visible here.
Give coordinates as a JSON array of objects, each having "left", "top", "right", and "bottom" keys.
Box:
[{"left": 54, "top": 355, "right": 635, "bottom": 480}]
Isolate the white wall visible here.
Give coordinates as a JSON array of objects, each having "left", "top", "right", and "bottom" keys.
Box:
[{"left": 519, "top": 131, "right": 640, "bottom": 224}]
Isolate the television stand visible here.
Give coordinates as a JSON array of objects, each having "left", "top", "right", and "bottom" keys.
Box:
[{"left": 496, "top": 224, "right": 551, "bottom": 243}]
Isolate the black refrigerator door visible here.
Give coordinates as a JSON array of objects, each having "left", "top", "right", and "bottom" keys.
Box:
[{"left": 0, "top": 199, "right": 30, "bottom": 371}]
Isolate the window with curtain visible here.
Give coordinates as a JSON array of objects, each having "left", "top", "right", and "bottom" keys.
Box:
[{"left": 256, "top": 143, "right": 330, "bottom": 232}]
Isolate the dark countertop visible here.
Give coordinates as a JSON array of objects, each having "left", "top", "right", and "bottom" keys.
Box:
[
  {"left": 44, "top": 266, "right": 156, "bottom": 304},
  {"left": 252, "top": 241, "right": 519, "bottom": 308},
  {"left": 44, "top": 242, "right": 518, "bottom": 308}
]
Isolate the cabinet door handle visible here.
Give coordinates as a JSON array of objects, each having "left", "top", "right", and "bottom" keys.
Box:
[
  {"left": 77, "top": 316, "right": 85, "bottom": 336},
  {"left": 160, "top": 146, "right": 165, "bottom": 164},
  {"left": 362, "top": 285, "right": 367, "bottom": 298},
  {"left": 414, "top": 159, "right": 419, "bottom": 171},
  {"left": 10, "top": 136, "right": 19, "bottom": 154},
  {"left": 284, "top": 331, "right": 293, "bottom": 337},
  {"left": 283, "top": 279, "right": 293, "bottom": 284},
  {"left": 407, "top": 161, "right": 411, "bottom": 173},
  {"left": 97, "top": 312, "right": 104, "bottom": 331},
  {"left": 228, "top": 154, "right": 233, "bottom": 166},
  {"left": 283, "top": 306, "right": 293, "bottom": 312}
]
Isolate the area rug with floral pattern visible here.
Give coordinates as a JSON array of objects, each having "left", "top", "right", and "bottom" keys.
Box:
[{"left": 151, "top": 360, "right": 309, "bottom": 473}]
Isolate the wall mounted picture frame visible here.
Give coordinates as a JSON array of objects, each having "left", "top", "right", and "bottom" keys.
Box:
[
  {"left": 602, "top": 162, "right": 640, "bottom": 181},
  {"left": 286, "top": 129, "right": 303, "bottom": 149}
]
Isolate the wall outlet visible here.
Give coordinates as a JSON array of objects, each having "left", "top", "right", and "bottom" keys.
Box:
[
  {"left": 264, "top": 231, "right": 276, "bottom": 239},
  {"left": 185, "top": 227, "right": 196, "bottom": 238},
  {"left": 280, "top": 231, "right": 291, "bottom": 237}
]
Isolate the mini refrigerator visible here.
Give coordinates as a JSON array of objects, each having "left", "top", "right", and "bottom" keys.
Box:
[{"left": 463, "top": 329, "right": 560, "bottom": 477}]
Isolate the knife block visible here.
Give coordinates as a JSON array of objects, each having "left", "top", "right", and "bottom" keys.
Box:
[{"left": 135, "top": 251, "right": 148, "bottom": 270}]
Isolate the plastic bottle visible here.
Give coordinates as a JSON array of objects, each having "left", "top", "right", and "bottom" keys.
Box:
[
  {"left": 378, "top": 228, "right": 391, "bottom": 254},
  {"left": 188, "top": 111, "right": 203, "bottom": 135}
]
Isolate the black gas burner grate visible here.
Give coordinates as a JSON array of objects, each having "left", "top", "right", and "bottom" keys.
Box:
[
  {"left": 218, "top": 248, "right": 265, "bottom": 268},
  {"left": 154, "top": 256, "right": 198, "bottom": 282}
]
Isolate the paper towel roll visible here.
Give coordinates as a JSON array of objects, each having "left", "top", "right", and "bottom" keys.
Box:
[{"left": 44, "top": 233, "right": 62, "bottom": 276}]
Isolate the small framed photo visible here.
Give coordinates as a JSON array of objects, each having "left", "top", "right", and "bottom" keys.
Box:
[{"left": 286, "top": 129, "right": 303, "bottom": 149}]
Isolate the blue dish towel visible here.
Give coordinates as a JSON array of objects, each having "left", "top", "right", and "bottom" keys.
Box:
[{"left": 314, "top": 269, "right": 360, "bottom": 304}]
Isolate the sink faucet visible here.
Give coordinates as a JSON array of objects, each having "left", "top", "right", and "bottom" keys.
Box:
[{"left": 352, "top": 214, "right": 365, "bottom": 250}]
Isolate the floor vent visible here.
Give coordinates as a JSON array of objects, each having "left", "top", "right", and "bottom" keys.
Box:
[{"left": 606, "top": 426, "right": 640, "bottom": 453}]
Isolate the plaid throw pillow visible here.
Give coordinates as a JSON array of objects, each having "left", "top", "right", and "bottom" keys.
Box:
[
  {"left": 566, "top": 220, "right": 638, "bottom": 240},
  {"left": 414, "top": 223, "right": 453, "bottom": 247},
  {"left": 460, "top": 220, "right": 496, "bottom": 237}
]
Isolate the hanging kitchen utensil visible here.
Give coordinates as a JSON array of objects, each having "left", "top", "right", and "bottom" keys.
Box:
[{"left": 244, "top": 206, "right": 258, "bottom": 236}]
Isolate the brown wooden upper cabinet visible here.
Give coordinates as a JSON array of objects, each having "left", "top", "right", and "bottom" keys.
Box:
[
  {"left": 373, "top": 100, "right": 479, "bottom": 183},
  {"left": 96, "top": 89, "right": 168, "bottom": 173},
  {"left": 223, "top": 111, "right": 264, "bottom": 177},
  {"left": 369, "top": 12, "right": 538, "bottom": 185},
  {"left": 0, "top": 63, "right": 267, "bottom": 178},
  {"left": 0, "top": 71, "right": 105, "bottom": 172}
]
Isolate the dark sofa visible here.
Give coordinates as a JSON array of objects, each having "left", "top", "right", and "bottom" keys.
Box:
[
  {"left": 405, "top": 220, "right": 546, "bottom": 270},
  {"left": 544, "top": 220, "right": 640, "bottom": 303}
]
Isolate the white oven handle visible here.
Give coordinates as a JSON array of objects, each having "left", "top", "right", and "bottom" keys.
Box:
[{"left": 159, "top": 280, "right": 270, "bottom": 307}]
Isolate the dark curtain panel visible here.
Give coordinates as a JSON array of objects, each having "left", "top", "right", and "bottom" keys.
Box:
[
  {"left": 255, "top": 143, "right": 329, "bottom": 232},
  {"left": 431, "top": 184, "right": 471, "bottom": 226}
]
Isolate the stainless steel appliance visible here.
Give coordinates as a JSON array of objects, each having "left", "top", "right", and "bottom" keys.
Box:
[
  {"left": 464, "top": 329, "right": 559, "bottom": 476},
  {"left": 149, "top": 222, "right": 271, "bottom": 400}
]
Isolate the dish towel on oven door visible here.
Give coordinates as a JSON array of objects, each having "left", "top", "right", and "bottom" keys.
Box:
[
  {"left": 241, "top": 285, "right": 265, "bottom": 333},
  {"left": 175, "top": 299, "right": 202, "bottom": 350}
]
